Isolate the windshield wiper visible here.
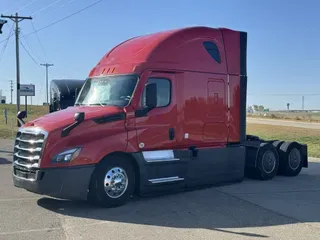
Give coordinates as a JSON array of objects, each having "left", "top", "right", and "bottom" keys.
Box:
[{"left": 89, "top": 103, "right": 109, "bottom": 106}]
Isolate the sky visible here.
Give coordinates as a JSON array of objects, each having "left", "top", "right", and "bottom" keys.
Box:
[{"left": 0, "top": 0, "right": 319, "bottom": 110}]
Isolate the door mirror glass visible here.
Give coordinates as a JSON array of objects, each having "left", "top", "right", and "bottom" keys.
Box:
[
  {"left": 74, "top": 112, "right": 85, "bottom": 122},
  {"left": 145, "top": 83, "right": 157, "bottom": 109},
  {"left": 17, "top": 110, "right": 27, "bottom": 120}
]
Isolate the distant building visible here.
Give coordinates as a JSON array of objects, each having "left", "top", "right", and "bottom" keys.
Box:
[{"left": 0, "top": 90, "right": 5, "bottom": 104}]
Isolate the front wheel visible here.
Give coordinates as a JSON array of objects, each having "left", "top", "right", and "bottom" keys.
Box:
[{"left": 88, "top": 156, "right": 135, "bottom": 208}]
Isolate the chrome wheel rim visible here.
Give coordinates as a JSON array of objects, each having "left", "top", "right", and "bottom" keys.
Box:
[
  {"left": 288, "top": 148, "right": 301, "bottom": 170},
  {"left": 104, "top": 167, "right": 128, "bottom": 199},
  {"left": 262, "top": 150, "right": 276, "bottom": 174}
]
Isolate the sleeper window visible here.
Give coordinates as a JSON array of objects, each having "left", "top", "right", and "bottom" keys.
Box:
[
  {"left": 142, "top": 78, "right": 171, "bottom": 108},
  {"left": 203, "top": 41, "right": 221, "bottom": 63}
]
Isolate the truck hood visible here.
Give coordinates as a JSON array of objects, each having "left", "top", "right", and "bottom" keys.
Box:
[{"left": 24, "top": 106, "right": 125, "bottom": 132}]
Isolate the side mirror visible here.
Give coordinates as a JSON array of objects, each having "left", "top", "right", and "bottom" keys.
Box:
[
  {"left": 74, "top": 112, "right": 85, "bottom": 122},
  {"left": 145, "top": 83, "right": 157, "bottom": 110},
  {"left": 17, "top": 110, "right": 27, "bottom": 120},
  {"left": 61, "top": 112, "right": 85, "bottom": 137},
  {"left": 17, "top": 110, "right": 27, "bottom": 125}
]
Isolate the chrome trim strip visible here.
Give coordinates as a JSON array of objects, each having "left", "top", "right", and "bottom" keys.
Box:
[
  {"left": 15, "top": 145, "right": 42, "bottom": 152},
  {"left": 13, "top": 161, "right": 39, "bottom": 169},
  {"left": 16, "top": 138, "right": 44, "bottom": 144},
  {"left": 14, "top": 152, "right": 39, "bottom": 161},
  {"left": 12, "top": 164, "right": 39, "bottom": 182},
  {"left": 145, "top": 158, "right": 180, "bottom": 163},
  {"left": 12, "top": 172, "right": 38, "bottom": 182},
  {"left": 18, "top": 127, "right": 48, "bottom": 136},
  {"left": 148, "top": 176, "right": 184, "bottom": 184}
]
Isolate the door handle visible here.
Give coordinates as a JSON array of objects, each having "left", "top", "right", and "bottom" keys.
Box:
[{"left": 169, "top": 128, "right": 175, "bottom": 140}]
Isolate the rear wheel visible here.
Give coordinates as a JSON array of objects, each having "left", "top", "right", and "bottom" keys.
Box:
[
  {"left": 256, "top": 143, "right": 279, "bottom": 180},
  {"left": 279, "top": 142, "right": 303, "bottom": 176},
  {"left": 88, "top": 155, "right": 135, "bottom": 208}
]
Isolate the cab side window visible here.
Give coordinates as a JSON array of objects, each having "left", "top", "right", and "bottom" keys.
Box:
[{"left": 142, "top": 78, "right": 171, "bottom": 108}]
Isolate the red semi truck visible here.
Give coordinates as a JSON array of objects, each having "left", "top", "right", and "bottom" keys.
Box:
[{"left": 13, "top": 26, "right": 308, "bottom": 207}]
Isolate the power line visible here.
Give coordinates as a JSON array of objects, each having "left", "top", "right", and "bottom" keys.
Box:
[
  {"left": 20, "top": 40, "right": 39, "bottom": 65},
  {"left": 30, "top": 0, "right": 65, "bottom": 16},
  {"left": 30, "top": 20, "right": 47, "bottom": 59},
  {"left": 20, "top": 30, "right": 45, "bottom": 62},
  {"left": 16, "top": 0, "right": 39, "bottom": 13},
  {"left": 0, "top": 23, "right": 14, "bottom": 65},
  {"left": 0, "top": 30, "right": 15, "bottom": 44},
  {"left": 59, "top": 0, "right": 78, "bottom": 8},
  {"left": 24, "top": 0, "right": 105, "bottom": 37},
  {"left": 2, "top": 0, "right": 25, "bottom": 15}
]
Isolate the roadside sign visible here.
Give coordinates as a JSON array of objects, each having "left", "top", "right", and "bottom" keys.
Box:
[{"left": 20, "top": 84, "right": 35, "bottom": 96}]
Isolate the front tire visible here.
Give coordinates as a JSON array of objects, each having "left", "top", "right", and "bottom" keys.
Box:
[{"left": 88, "top": 155, "right": 135, "bottom": 208}]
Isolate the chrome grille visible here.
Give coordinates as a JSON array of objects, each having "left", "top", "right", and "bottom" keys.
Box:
[{"left": 14, "top": 127, "right": 48, "bottom": 168}]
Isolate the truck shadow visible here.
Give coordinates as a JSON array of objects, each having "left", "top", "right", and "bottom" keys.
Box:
[
  {"left": 37, "top": 191, "right": 271, "bottom": 238},
  {"left": 0, "top": 157, "right": 12, "bottom": 164},
  {"left": 37, "top": 161, "right": 320, "bottom": 238},
  {"left": 0, "top": 150, "right": 13, "bottom": 154},
  {"left": 38, "top": 162, "right": 320, "bottom": 238},
  {"left": 0, "top": 149, "right": 13, "bottom": 165}
]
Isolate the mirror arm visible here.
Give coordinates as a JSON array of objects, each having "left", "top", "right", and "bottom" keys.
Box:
[
  {"left": 61, "top": 112, "right": 85, "bottom": 137},
  {"left": 61, "top": 121, "right": 81, "bottom": 137},
  {"left": 17, "top": 118, "right": 25, "bottom": 126}
]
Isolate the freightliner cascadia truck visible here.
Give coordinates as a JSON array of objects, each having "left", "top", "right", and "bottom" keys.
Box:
[{"left": 13, "top": 26, "right": 308, "bottom": 208}]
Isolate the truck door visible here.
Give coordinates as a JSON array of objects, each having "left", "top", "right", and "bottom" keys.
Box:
[{"left": 134, "top": 71, "right": 178, "bottom": 151}]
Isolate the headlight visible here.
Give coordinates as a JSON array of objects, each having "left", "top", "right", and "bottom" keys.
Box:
[{"left": 52, "top": 148, "right": 81, "bottom": 163}]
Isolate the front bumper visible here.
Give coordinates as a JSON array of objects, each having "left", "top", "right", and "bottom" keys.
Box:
[{"left": 12, "top": 163, "right": 95, "bottom": 201}]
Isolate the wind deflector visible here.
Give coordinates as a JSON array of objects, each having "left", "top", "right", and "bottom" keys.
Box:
[
  {"left": 240, "top": 32, "right": 247, "bottom": 76},
  {"left": 239, "top": 31, "right": 248, "bottom": 142}
]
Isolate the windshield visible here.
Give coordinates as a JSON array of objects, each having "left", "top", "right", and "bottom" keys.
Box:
[{"left": 75, "top": 75, "right": 138, "bottom": 107}]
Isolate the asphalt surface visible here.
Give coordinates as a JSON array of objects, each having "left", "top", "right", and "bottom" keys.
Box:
[
  {"left": 1, "top": 139, "right": 320, "bottom": 240},
  {"left": 247, "top": 117, "right": 320, "bottom": 129}
]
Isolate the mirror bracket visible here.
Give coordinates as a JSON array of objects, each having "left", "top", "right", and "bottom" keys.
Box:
[{"left": 61, "top": 112, "right": 85, "bottom": 137}]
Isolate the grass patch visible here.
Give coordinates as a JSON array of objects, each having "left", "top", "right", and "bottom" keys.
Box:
[
  {"left": 0, "top": 104, "right": 49, "bottom": 139},
  {"left": 247, "top": 123, "right": 320, "bottom": 158},
  {"left": 247, "top": 112, "right": 320, "bottom": 123}
]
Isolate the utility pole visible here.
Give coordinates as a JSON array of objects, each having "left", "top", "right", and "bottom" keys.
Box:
[
  {"left": 1, "top": 13, "right": 32, "bottom": 125},
  {"left": 302, "top": 95, "right": 305, "bottom": 111},
  {"left": 9, "top": 80, "right": 13, "bottom": 104},
  {"left": 40, "top": 63, "right": 54, "bottom": 105}
]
